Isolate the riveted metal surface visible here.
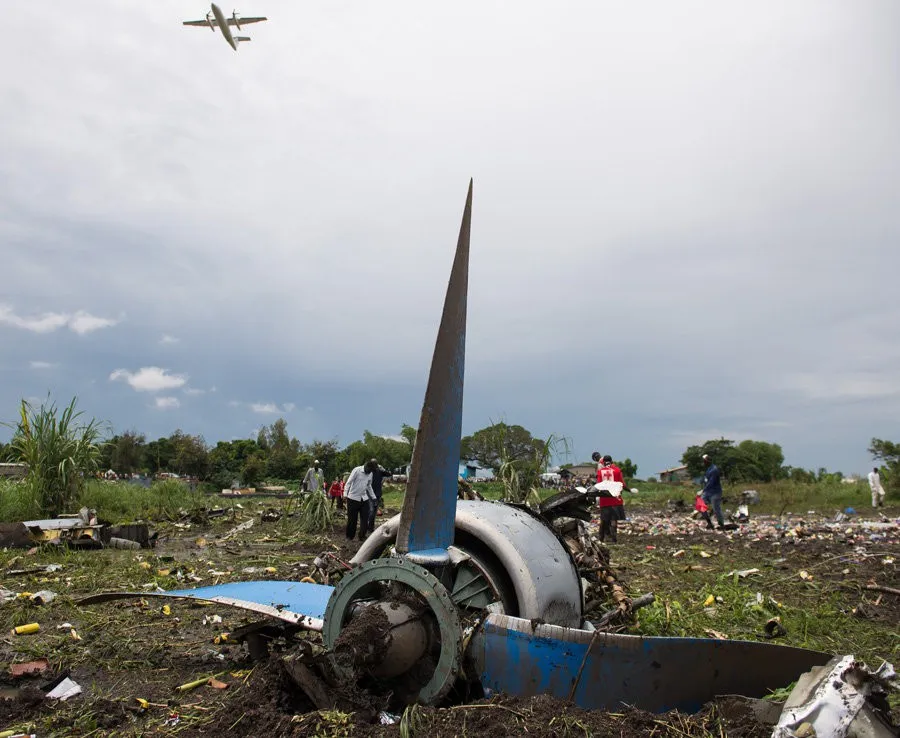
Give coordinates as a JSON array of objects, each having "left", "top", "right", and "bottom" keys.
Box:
[
  {"left": 322, "top": 558, "right": 463, "bottom": 705},
  {"left": 396, "top": 181, "right": 472, "bottom": 556},
  {"left": 78, "top": 580, "right": 334, "bottom": 629},
  {"left": 354, "top": 500, "right": 582, "bottom": 627},
  {"left": 471, "top": 614, "right": 832, "bottom": 713}
]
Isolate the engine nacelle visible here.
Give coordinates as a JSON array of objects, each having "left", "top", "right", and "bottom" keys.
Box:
[{"left": 233, "top": 11, "right": 241, "bottom": 30}]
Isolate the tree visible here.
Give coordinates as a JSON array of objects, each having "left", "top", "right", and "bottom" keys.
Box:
[
  {"left": 170, "top": 430, "right": 209, "bottom": 479},
  {"left": 460, "top": 423, "right": 547, "bottom": 473},
  {"left": 5, "top": 396, "right": 104, "bottom": 516},
  {"left": 241, "top": 455, "right": 266, "bottom": 487},
  {"left": 869, "top": 438, "right": 900, "bottom": 495},
  {"left": 616, "top": 458, "right": 637, "bottom": 480},
  {"left": 144, "top": 437, "right": 176, "bottom": 474},
  {"left": 682, "top": 438, "right": 785, "bottom": 483},
  {"left": 110, "top": 431, "right": 145, "bottom": 475}
]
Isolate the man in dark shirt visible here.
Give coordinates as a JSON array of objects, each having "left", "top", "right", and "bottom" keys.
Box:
[
  {"left": 366, "top": 460, "right": 391, "bottom": 532},
  {"left": 701, "top": 454, "right": 725, "bottom": 530}
]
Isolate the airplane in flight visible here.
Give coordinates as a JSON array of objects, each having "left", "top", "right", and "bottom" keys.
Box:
[{"left": 183, "top": 3, "right": 267, "bottom": 51}]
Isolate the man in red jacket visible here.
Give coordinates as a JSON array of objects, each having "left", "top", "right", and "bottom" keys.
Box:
[{"left": 596, "top": 454, "right": 626, "bottom": 543}]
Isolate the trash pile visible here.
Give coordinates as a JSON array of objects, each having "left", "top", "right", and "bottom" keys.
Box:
[{"left": 621, "top": 509, "right": 900, "bottom": 546}]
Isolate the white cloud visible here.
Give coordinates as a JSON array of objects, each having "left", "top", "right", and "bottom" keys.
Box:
[
  {"left": 251, "top": 402, "right": 281, "bottom": 414},
  {"left": 0, "top": 305, "right": 119, "bottom": 334},
  {"left": 782, "top": 373, "right": 899, "bottom": 402},
  {"left": 68, "top": 310, "right": 119, "bottom": 334},
  {"left": 29, "top": 360, "right": 54, "bottom": 369},
  {"left": 154, "top": 396, "right": 180, "bottom": 409},
  {"left": 160, "top": 334, "right": 179, "bottom": 345},
  {"left": 110, "top": 366, "right": 188, "bottom": 392},
  {"left": 1, "top": 305, "right": 69, "bottom": 333},
  {"left": 247, "top": 402, "right": 297, "bottom": 414}
]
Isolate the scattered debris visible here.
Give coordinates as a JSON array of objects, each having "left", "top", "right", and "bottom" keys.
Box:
[
  {"left": 772, "top": 655, "right": 897, "bottom": 738},
  {"left": 9, "top": 659, "right": 49, "bottom": 678},
  {"left": 10, "top": 623, "right": 40, "bottom": 636},
  {"left": 45, "top": 676, "right": 82, "bottom": 701}
]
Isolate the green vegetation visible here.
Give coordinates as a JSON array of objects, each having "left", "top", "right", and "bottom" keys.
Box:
[
  {"left": 5, "top": 397, "right": 105, "bottom": 516},
  {"left": 0, "top": 478, "right": 197, "bottom": 523}
]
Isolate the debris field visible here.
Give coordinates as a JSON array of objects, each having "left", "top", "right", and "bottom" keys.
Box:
[{"left": 1, "top": 498, "right": 897, "bottom": 737}]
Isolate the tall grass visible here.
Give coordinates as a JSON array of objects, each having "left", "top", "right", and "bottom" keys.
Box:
[
  {"left": 4, "top": 397, "right": 105, "bottom": 516},
  {"left": 0, "top": 479, "right": 198, "bottom": 523}
]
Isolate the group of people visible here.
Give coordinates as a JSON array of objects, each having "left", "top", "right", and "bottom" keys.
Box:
[
  {"left": 300, "top": 458, "right": 392, "bottom": 543},
  {"left": 590, "top": 452, "right": 728, "bottom": 542}
]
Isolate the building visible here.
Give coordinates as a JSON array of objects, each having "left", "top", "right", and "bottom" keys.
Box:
[
  {"left": 658, "top": 465, "right": 690, "bottom": 483},
  {"left": 0, "top": 463, "right": 27, "bottom": 479},
  {"left": 564, "top": 463, "right": 599, "bottom": 480}
]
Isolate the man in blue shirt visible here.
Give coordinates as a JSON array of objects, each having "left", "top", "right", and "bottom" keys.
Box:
[{"left": 701, "top": 454, "right": 725, "bottom": 530}]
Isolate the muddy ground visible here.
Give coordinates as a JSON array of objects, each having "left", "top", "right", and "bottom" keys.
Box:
[{"left": 1, "top": 500, "right": 897, "bottom": 736}]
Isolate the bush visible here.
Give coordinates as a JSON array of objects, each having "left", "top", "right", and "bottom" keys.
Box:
[{"left": 5, "top": 397, "right": 104, "bottom": 516}]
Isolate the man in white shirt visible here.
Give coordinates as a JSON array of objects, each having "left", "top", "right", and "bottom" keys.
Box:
[
  {"left": 867, "top": 467, "right": 886, "bottom": 508},
  {"left": 344, "top": 460, "right": 377, "bottom": 541},
  {"left": 302, "top": 461, "right": 325, "bottom": 494}
]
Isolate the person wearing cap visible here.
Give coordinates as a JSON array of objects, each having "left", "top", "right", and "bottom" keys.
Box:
[
  {"left": 700, "top": 454, "right": 725, "bottom": 530},
  {"left": 596, "top": 454, "right": 626, "bottom": 543},
  {"left": 302, "top": 460, "right": 325, "bottom": 495}
]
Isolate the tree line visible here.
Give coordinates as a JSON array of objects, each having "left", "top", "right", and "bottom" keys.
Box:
[{"left": 681, "top": 437, "right": 896, "bottom": 491}]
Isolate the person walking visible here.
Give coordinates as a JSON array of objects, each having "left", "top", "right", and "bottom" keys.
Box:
[
  {"left": 700, "top": 454, "right": 725, "bottom": 530},
  {"left": 596, "top": 455, "right": 626, "bottom": 543},
  {"left": 328, "top": 477, "right": 345, "bottom": 510},
  {"left": 344, "top": 460, "right": 377, "bottom": 541},
  {"left": 302, "top": 460, "right": 325, "bottom": 495},
  {"left": 367, "top": 462, "right": 391, "bottom": 530},
  {"left": 867, "top": 467, "right": 886, "bottom": 508}
]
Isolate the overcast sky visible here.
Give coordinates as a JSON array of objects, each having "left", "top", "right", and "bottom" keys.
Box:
[{"left": 1, "top": 1, "right": 898, "bottom": 477}]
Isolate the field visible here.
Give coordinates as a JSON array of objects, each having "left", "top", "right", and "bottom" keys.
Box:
[{"left": 0, "top": 479, "right": 897, "bottom": 737}]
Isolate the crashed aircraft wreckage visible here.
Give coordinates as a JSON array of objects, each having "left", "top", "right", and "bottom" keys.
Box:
[{"left": 83, "top": 181, "right": 855, "bottom": 714}]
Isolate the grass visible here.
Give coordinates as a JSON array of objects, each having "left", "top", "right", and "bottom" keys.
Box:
[
  {"left": 0, "top": 478, "right": 199, "bottom": 523},
  {"left": 620, "top": 536, "right": 899, "bottom": 669}
]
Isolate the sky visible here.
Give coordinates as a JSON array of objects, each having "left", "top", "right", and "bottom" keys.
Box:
[{"left": 1, "top": 1, "right": 898, "bottom": 478}]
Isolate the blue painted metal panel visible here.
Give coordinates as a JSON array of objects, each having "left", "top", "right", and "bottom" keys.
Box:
[
  {"left": 166, "top": 581, "right": 333, "bottom": 618},
  {"left": 79, "top": 580, "right": 334, "bottom": 629},
  {"left": 397, "top": 181, "right": 472, "bottom": 557},
  {"left": 475, "top": 615, "right": 831, "bottom": 714}
]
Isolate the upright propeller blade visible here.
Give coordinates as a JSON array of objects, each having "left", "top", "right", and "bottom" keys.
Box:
[{"left": 395, "top": 180, "right": 472, "bottom": 561}]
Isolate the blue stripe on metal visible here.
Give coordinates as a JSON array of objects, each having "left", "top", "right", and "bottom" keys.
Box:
[
  {"left": 476, "top": 615, "right": 831, "bottom": 713},
  {"left": 166, "top": 580, "right": 334, "bottom": 618}
]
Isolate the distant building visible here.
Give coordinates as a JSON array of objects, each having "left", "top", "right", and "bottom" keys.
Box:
[
  {"left": 0, "top": 463, "right": 27, "bottom": 479},
  {"left": 658, "top": 465, "right": 690, "bottom": 483},
  {"left": 565, "top": 463, "right": 598, "bottom": 479}
]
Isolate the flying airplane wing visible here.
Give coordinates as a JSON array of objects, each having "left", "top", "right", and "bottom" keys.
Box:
[{"left": 182, "top": 17, "right": 267, "bottom": 27}]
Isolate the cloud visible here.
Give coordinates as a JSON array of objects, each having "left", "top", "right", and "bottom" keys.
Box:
[
  {"left": 110, "top": 366, "right": 188, "bottom": 392},
  {"left": 1, "top": 305, "right": 69, "bottom": 333},
  {"left": 782, "top": 373, "right": 900, "bottom": 402},
  {"left": 68, "top": 310, "right": 119, "bottom": 335},
  {"left": 154, "top": 396, "right": 180, "bottom": 409},
  {"left": 183, "top": 387, "right": 206, "bottom": 396},
  {"left": 160, "top": 334, "right": 179, "bottom": 345},
  {"left": 0, "top": 305, "right": 119, "bottom": 334},
  {"left": 244, "top": 402, "right": 296, "bottom": 414},
  {"left": 29, "top": 360, "right": 54, "bottom": 369}
]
